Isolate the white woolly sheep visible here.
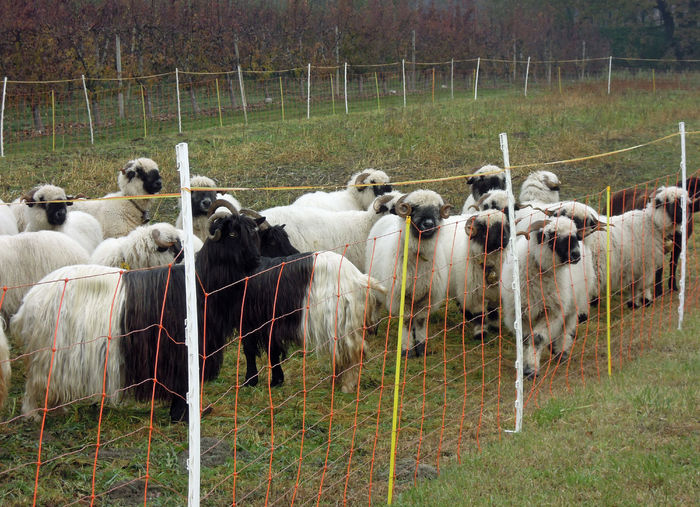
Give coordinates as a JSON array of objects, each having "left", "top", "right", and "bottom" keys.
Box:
[
  {"left": 261, "top": 191, "right": 403, "bottom": 272},
  {"left": 0, "top": 200, "right": 19, "bottom": 235},
  {"left": 585, "top": 186, "right": 688, "bottom": 308},
  {"left": 437, "top": 209, "right": 510, "bottom": 341},
  {"left": 175, "top": 175, "right": 242, "bottom": 243},
  {"left": 519, "top": 170, "right": 561, "bottom": 204},
  {"left": 90, "top": 223, "right": 187, "bottom": 269},
  {"left": 0, "top": 317, "right": 9, "bottom": 409},
  {"left": 0, "top": 231, "right": 90, "bottom": 319},
  {"left": 366, "top": 190, "right": 452, "bottom": 356},
  {"left": 21, "top": 184, "right": 103, "bottom": 253},
  {"left": 461, "top": 165, "right": 506, "bottom": 214},
  {"left": 292, "top": 168, "right": 393, "bottom": 211},
  {"left": 500, "top": 216, "right": 585, "bottom": 378},
  {"left": 72, "top": 158, "right": 162, "bottom": 238}
]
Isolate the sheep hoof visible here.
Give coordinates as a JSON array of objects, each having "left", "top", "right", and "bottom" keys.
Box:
[
  {"left": 590, "top": 297, "right": 600, "bottom": 306},
  {"left": 270, "top": 374, "right": 285, "bottom": 388},
  {"left": 554, "top": 351, "right": 569, "bottom": 363},
  {"left": 578, "top": 313, "right": 588, "bottom": 324},
  {"left": 242, "top": 375, "right": 259, "bottom": 388},
  {"left": 642, "top": 297, "right": 652, "bottom": 307},
  {"left": 523, "top": 366, "right": 536, "bottom": 380},
  {"left": 412, "top": 341, "right": 426, "bottom": 357},
  {"left": 170, "top": 397, "right": 188, "bottom": 423}
]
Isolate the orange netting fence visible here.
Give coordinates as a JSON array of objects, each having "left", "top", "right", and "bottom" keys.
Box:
[{"left": 0, "top": 129, "right": 697, "bottom": 505}]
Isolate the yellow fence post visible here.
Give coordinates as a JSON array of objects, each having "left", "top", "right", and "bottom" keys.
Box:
[
  {"left": 387, "top": 216, "right": 411, "bottom": 505},
  {"left": 215, "top": 78, "right": 223, "bottom": 127},
  {"left": 606, "top": 185, "right": 612, "bottom": 377},
  {"left": 374, "top": 72, "right": 380, "bottom": 111},
  {"left": 278, "top": 76, "right": 285, "bottom": 121},
  {"left": 140, "top": 85, "right": 147, "bottom": 138},
  {"left": 51, "top": 90, "right": 55, "bottom": 151}
]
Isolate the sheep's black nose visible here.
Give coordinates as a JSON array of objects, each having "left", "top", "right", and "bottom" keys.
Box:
[
  {"left": 201, "top": 197, "right": 212, "bottom": 211},
  {"left": 523, "top": 366, "right": 535, "bottom": 379},
  {"left": 421, "top": 218, "right": 435, "bottom": 230},
  {"left": 569, "top": 249, "right": 581, "bottom": 264},
  {"left": 152, "top": 179, "right": 163, "bottom": 192}
]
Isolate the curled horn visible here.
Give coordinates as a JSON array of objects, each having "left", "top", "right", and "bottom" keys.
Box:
[
  {"left": 440, "top": 203, "right": 453, "bottom": 219},
  {"left": 468, "top": 204, "right": 480, "bottom": 211},
  {"left": 526, "top": 220, "right": 550, "bottom": 233},
  {"left": 240, "top": 208, "right": 270, "bottom": 230},
  {"left": 21, "top": 187, "right": 38, "bottom": 206},
  {"left": 545, "top": 175, "right": 561, "bottom": 190},
  {"left": 207, "top": 199, "right": 239, "bottom": 218},
  {"left": 395, "top": 194, "right": 412, "bottom": 218},
  {"left": 354, "top": 171, "right": 371, "bottom": 191},
  {"left": 516, "top": 231, "right": 530, "bottom": 240},
  {"left": 151, "top": 228, "right": 176, "bottom": 248},
  {"left": 464, "top": 215, "right": 477, "bottom": 237},
  {"left": 373, "top": 193, "right": 395, "bottom": 213}
]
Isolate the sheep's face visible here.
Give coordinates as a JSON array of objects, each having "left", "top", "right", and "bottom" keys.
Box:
[
  {"left": 352, "top": 169, "right": 393, "bottom": 208},
  {"left": 651, "top": 186, "right": 689, "bottom": 231},
  {"left": 466, "top": 210, "right": 510, "bottom": 256},
  {"left": 552, "top": 202, "right": 601, "bottom": 238},
  {"left": 532, "top": 217, "right": 581, "bottom": 268},
  {"left": 192, "top": 189, "right": 217, "bottom": 216},
  {"left": 477, "top": 190, "right": 510, "bottom": 213},
  {"left": 119, "top": 158, "right": 163, "bottom": 195},
  {"left": 24, "top": 184, "right": 70, "bottom": 227},
  {"left": 259, "top": 224, "right": 300, "bottom": 257},
  {"left": 371, "top": 191, "right": 403, "bottom": 215},
  {"left": 149, "top": 225, "right": 184, "bottom": 264},
  {"left": 467, "top": 165, "right": 506, "bottom": 200},
  {"left": 396, "top": 190, "right": 451, "bottom": 240},
  {"left": 206, "top": 213, "right": 263, "bottom": 271},
  {"left": 521, "top": 170, "right": 561, "bottom": 204}
]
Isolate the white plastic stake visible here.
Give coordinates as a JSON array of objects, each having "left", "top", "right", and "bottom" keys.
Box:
[
  {"left": 81, "top": 75, "right": 94, "bottom": 145},
  {"left": 500, "top": 132, "right": 523, "bottom": 433},
  {"left": 450, "top": 58, "right": 454, "bottom": 99},
  {"left": 474, "top": 57, "right": 480, "bottom": 100},
  {"left": 678, "top": 122, "right": 687, "bottom": 330},
  {"left": 306, "top": 63, "right": 311, "bottom": 120},
  {"left": 237, "top": 64, "right": 248, "bottom": 124},
  {"left": 176, "top": 68, "right": 182, "bottom": 133},
  {"left": 607, "top": 56, "right": 612, "bottom": 95},
  {"left": 176, "top": 143, "right": 201, "bottom": 507},
  {"left": 524, "top": 57, "right": 531, "bottom": 96},
  {"left": 344, "top": 62, "right": 348, "bottom": 114},
  {"left": 402, "top": 59, "right": 406, "bottom": 108},
  {"left": 1, "top": 77, "right": 6, "bottom": 157}
]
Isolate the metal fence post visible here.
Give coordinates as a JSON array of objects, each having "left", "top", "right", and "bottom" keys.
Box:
[
  {"left": 176, "top": 68, "right": 182, "bottom": 133},
  {"left": 81, "top": 75, "right": 94, "bottom": 145}
]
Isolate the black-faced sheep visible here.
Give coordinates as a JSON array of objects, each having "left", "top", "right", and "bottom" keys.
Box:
[
  {"left": 501, "top": 216, "right": 585, "bottom": 378},
  {"left": 292, "top": 168, "right": 393, "bottom": 211},
  {"left": 461, "top": 165, "right": 506, "bottom": 214},
  {"left": 12, "top": 209, "right": 264, "bottom": 423},
  {"left": 176, "top": 175, "right": 242, "bottom": 243},
  {"left": 72, "top": 158, "right": 162, "bottom": 238},
  {"left": 20, "top": 184, "right": 103, "bottom": 253},
  {"left": 519, "top": 170, "right": 561, "bottom": 204},
  {"left": 366, "top": 190, "right": 452, "bottom": 357},
  {"left": 0, "top": 231, "right": 90, "bottom": 320}
]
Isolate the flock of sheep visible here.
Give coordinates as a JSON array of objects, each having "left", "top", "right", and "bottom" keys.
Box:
[{"left": 0, "top": 158, "right": 696, "bottom": 422}]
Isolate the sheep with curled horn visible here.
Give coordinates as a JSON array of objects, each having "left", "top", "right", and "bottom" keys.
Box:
[
  {"left": 239, "top": 207, "right": 300, "bottom": 257},
  {"left": 366, "top": 189, "right": 452, "bottom": 357},
  {"left": 19, "top": 183, "right": 103, "bottom": 253},
  {"left": 71, "top": 157, "right": 163, "bottom": 239},
  {"left": 12, "top": 205, "right": 266, "bottom": 422},
  {"left": 500, "top": 216, "right": 587, "bottom": 379},
  {"left": 260, "top": 191, "right": 403, "bottom": 272},
  {"left": 461, "top": 165, "right": 507, "bottom": 215},
  {"left": 519, "top": 170, "right": 561, "bottom": 205},
  {"left": 292, "top": 168, "right": 393, "bottom": 211},
  {"left": 436, "top": 209, "right": 511, "bottom": 342}
]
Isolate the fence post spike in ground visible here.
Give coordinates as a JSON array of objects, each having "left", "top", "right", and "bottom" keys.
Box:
[
  {"left": 678, "top": 122, "right": 687, "bottom": 330},
  {"left": 237, "top": 64, "right": 247, "bottom": 124},
  {"left": 500, "top": 132, "right": 524, "bottom": 433},
  {"left": 606, "top": 186, "right": 612, "bottom": 377},
  {"left": 176, "top": 143, "right": 201, "bottom": 507},
  {"left": 344, "top": 62, "right": 348, "bottom": 114},
  {"left": 81, "top": 75, "right": 94, "bottom": 145},
  {"left": 607, "top": 56, "right": 612, "bottom": 95},
  {"left": 1, "top": 76, "right": 6, "bottom": 157},
  {"left": 474, "top": 57, "right": 480, "bottom": 100},
  {"left": 176, "top": 68, "right": 182, "bottom": 134},
  {"left": 524, "top": 56, "right": 531, "bottom": 96},
  {"left": 307, "top": 63, "right": 311, "bottom": 120},
  {"left": 402, "top": 59, "right": 407, "bottom": 107},
  {"left": 387, "top": 217, "right": 411, "bottom": 505}
]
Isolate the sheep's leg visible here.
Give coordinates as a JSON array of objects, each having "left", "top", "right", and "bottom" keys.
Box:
[
  {"left": 668, "top": 231, "right": 683, "bottom": 292},
  {"left": 242, "top": 338, "right": 259, "bottom": 387},
  {"left": 170, "top": 395, "right": 188, "bottom": 423},
  {"left": 269, "top": 345, "right": 285, "bottom": 387},
  {"left": 522, "top": 332, "right": 544, "bottom": 379},
  {"left": 411, "top": 313, "right": 428, "bottom": 357}
]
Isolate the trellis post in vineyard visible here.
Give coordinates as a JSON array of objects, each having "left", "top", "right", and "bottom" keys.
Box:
[
  {"left": 1, "top": 76, "right": 6, "bottom": 157},
  {"left": 81, "top": 75, "right": 94, "bottom": 145},
  {"left": 474, "top": 57, "right": 480, "bottom": 100},
  {"left": 678, "top": 121, "right": 687, "bottom": 330},
  {"left": 176, "top": 68, "right": 182, "bottom": 133},
  {"left": 402, "top": 59, "right": 406, "bottom": 107},
  {"left": 237, "top": 64, "right": 248, "bottom": 124},
  {"left": 499, "top": 132, "right": 524, "bottom": 433},
  {"left": 176, "top": 142, "right": 201, "bottom": 507},
  {"left": 524, "top": 56, "right": 531, "bottom": 96},
  {"left": 307, "top": 63, "right": 311, "bottom": 120}
]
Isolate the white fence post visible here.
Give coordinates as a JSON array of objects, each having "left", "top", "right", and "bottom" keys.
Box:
[
  {"left": 176, "top": 68, "right": 182, "bottom": 133},
  {"left": 450, "top": 58, "right": 454, "bottom": 99},
  {"left": 402, "top": 59, "right": 407, "bottom": 107},
  {"left": 237, "top": 64, "right": 248, "bottom": 124},
  {"left": 474, "top": 57, "right": 480, "bottom": 100},
  {"left": 81, "top": 75, "right": 94, "bottom": 145},
  {"left": 1, "top": 77, "right": 6, "bottom": 157},
  {"left": 344, "top": 62, "right": 348, "bottom": 114},
  {"left": 524, "top": 56, "right": 531, "bottom": 96},
  {"left": 607, "top": 56, "right": 613, "bottom": 95},
  {"left": 678, "top": 121, "right": 687, "bottom": 330},
  {"left": 500, "top": 132, "right": 524, "bottom": 433},
  {"left": 176, "top": 142, "right": 201, "bottom": 507},
  {"left": 307, "top": 63, "right": 311, "bottom": 120}
]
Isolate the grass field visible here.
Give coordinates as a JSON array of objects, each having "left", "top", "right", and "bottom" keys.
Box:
[{"left": 0, "top": 84, "right": 698, "bottom": 505}]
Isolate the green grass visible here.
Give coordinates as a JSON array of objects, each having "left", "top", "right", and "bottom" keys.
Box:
[
  {"left": 0, "top": 84, "right": 699, "bottom": 504},
  {"left": 396, "top": 312, "right": 700, "bottom": 506}
]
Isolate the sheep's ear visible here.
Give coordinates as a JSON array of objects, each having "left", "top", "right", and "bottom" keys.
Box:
[
  {"left": 536, "top": 229, "right": 546, "bottom": 244},
  {"left": 354, "top": 171, "right": 371, "bottom": 191},
  {"left": 21, "top": 189, "right": 37, "bottom": 207},
  {"left": 254, "top": 216, "right": 266, "bottom": 226},
  {"left": 575, "top": 228, "right": 583, "bottom": 241},
  {"left": 121, "top": 160, "right": 137, "bottom": 178}
]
